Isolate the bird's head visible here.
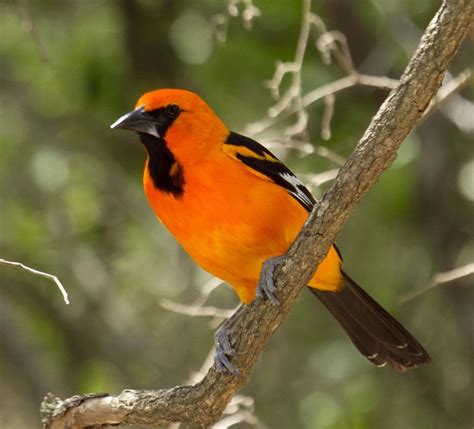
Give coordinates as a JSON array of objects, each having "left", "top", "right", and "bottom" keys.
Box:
[{"left": 111, "top": 89, "right": 228, "bottom": 163}]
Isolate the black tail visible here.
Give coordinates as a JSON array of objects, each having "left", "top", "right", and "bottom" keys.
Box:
[{"left": 309, "top": 271, "right": 431, "bottom": 372}]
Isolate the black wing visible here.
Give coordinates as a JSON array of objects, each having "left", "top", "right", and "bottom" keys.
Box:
[{"left": 223, "top": 132, "right": 316, "bottom": 212}]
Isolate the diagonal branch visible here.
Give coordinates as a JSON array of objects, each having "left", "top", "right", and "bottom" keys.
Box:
[{"left": 40, "top": 1, "right": 473, "bottom": 428}]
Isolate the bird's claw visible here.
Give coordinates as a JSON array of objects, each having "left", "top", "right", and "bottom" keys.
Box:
[
  {"left": 214, "top": 327, "right": 240, "bottom": 376},
  {"left": 256, "top": 255, "right": 285, "bottom": 306}
]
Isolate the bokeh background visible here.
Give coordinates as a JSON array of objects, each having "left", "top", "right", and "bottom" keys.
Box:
[{"left": 0, "top": 1, "right": 473, "bottom": 428}]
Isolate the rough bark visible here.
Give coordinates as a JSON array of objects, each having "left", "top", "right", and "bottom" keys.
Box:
[{"left": 41, "top": 1, "right": 473, "bottom": 428}]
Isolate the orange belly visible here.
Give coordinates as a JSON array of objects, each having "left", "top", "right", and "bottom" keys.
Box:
[{"left": 143, "top": 153, "right": 342, "bottom": 304}]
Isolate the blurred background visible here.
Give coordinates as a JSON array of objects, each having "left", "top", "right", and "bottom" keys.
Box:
[{"left": 0, "top": 0, "right": 472, "bottom": 428}]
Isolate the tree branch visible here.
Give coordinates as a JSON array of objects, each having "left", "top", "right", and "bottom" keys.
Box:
[
  {"left": 40, "top": 1, "right": 473, "bottom": 427},
  {"left": 400, "top": 263, "right": 474, "bottom": 303},
  {"left": 0, "top": 258, "right": 69, "bottom": 305}
]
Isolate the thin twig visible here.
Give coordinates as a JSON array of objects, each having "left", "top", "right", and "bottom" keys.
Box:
[
  {"left": 301, "top": 168, "right": 340, "bottom": 188},
  {"left": 212, "top": 0, "right": 261, "bottom": 42},
  {"left": 228, "top": 0, "right": 261, "bottom": 30},
  {"left": 320, "top": 94, "right": 335, "bottom": 140},
  {"left": 400, "top": 263, "right": 474, "bottom": 303},
  {"left": 265, "top": 138, "right": 346, "bottom": 165},
  {"left": 249, "top": 0, "right": 468, "bottom": 146},
  {"left": 261, "top": 1, "right": 397, "bottom": 140},
  {"left": 422, "top": 68, "right": 472, "bottom": 119},
  {"left": 193, "top": 277, "right": 226, "bottom": 307},
  {"left": 264, "top": 139, "right": 315, "bottom": 155},
  {"left": 315, "top": 30, "right": 355, "bottom": 74},
  {"left": 265, "top": 0, "right": 312, "bottom": 137},
  {"left": 313, "top": 146, "right": 346, "bottom": 166},
  {"left": 440, "top": 93, "right": 474, "bottom": 133},
  {"left": 246, "top": 74, "right": 398, "bottom": 135},
  {"left": 160, "top": 299, "right": 235, "bottom": 320},
  {"left": 0, "top": 258, "right": 69, "bottom": 305},
  {"left": 160, "top": 276, "right": 233, "bottom": 326},
  {"left": 18, "top": 0, "right": 51, "bottom": 65}
]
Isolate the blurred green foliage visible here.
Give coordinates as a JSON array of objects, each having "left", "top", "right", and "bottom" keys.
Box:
[{"left": 0, "top": 1, "right": 472, "bottom": 428}]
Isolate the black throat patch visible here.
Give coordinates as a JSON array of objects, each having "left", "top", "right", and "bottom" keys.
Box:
[
  {"left": 137, "top": 104, "right": 184, "bottom": 197},
  {"left": 140, "top": 133, "right": 185, "bottom": 197}
]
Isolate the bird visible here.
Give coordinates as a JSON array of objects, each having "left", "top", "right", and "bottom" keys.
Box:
[{"left": 111, "top": 88, "right": 430, "bottom": 374}]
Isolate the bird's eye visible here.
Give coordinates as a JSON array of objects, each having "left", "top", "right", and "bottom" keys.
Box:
[{"left": 165, "top": 105, "right": 180, "bottom": 119}]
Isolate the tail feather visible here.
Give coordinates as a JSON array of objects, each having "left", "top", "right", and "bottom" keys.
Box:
[{"left": 309, "top": 271, "right": 431, "bottom": 372}]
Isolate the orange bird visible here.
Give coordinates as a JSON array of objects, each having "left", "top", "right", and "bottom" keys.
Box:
[{"left": 111, "top": 89, "right": 430, "bottom": 373}]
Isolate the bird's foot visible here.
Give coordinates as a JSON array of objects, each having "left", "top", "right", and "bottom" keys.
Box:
[
  {"left": 214, "top": 325, "right": 240, "bottom": 376},
  {"left": 213, "top": 305, "right": 246, "bottom": 376},
  {"left": 256, "top": 255, "right": 286, "bottom": 306}
]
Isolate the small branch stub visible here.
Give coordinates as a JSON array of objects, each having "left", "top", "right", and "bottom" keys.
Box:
[{"left": 0, "top": 258, "right": 69, "bottom": 305}]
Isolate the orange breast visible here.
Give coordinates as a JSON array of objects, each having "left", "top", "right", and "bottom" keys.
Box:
[{"left": 143, "top": 149, "right": 342, "bottom": 303}]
